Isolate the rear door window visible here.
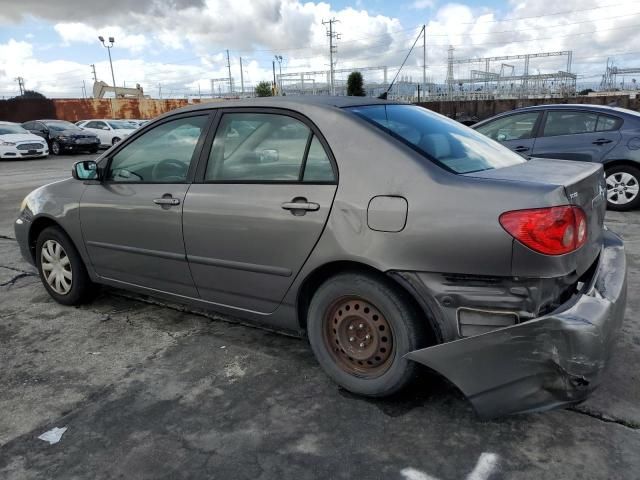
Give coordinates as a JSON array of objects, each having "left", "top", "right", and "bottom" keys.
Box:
[
  {"left": 205, "top": 112, "right": 335, "bottom": 183},
  {"left": 542, "top": 111, "right": 598, "bottom": 137}
]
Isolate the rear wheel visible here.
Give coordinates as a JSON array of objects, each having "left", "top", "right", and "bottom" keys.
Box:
[
  {"left": 606, "top": 164, "right": 640, "bottom": 211},
  {"left": 307, "top": 272, "right": 426, "bottom": 397},
  {"left": 36, "top": 226, "right": 97, "bottom": 305}
]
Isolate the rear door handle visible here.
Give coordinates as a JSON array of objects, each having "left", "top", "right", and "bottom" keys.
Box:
[
  {"left": 513, "top": 146, "right": 529, "bottom": 152},
  {"left": 281, "top": 201, "right": 320, "bottom": 211},
  {"left": 593, "top": 138, "right": 613, "bottom": 145},
  {"left": 153, "top": 197, "right": 180, "bottom": 206}
]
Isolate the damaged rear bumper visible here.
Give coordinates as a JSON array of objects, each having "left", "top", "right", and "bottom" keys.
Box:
[{"left": 404, "top": 229, "right": 627, "bottom": 418}]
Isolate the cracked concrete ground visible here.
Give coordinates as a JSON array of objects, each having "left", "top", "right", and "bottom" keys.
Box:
[{"left": 0, "top": 154, "right": 639, "bottom": 479}]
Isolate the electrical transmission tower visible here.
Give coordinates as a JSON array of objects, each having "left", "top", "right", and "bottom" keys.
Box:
[
  {"left": 226, "top": 50, "right": 234, "bottom": 95},
  {"left": 90, "top": 64, "right": 97, "bottom": 82},
  {"left": 15, "top": 77, "right": 25, "bottom": 95},
  {"left": 446, "top": 46, "right": 454, "bottom": 98},
  {"left": 322, "top": 18, "right": 340, "bottom": 95}
]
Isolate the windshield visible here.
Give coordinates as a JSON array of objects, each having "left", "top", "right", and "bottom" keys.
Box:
[
  {"left": 108, "top": 120, "right": 134, "bottom": 129},
  {"left": 347, "top": 104, "right": 526, "bottom": 174},
  {"left": 0, "top": 124, "right": 29, "bottom": 135},
  {"left": 45, "top": 121, "right": 79, "bottom": 132}
]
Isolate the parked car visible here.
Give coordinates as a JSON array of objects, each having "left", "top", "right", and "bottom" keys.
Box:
[
  {"left": 15, "top": 97, "right": 626, "bottom": 418},
  {"left": 76, "top": 119, "right": 136, "bottom": 147},
  {"left": 473, "top": 104, "right": 640, "bottom": 211},
  {"left": 124, "top": 119, "right": 149, "bottom": 128},
  {"left": 22, "top": 120, "right": 100, "bottom": 155},
  {"left": 0, "top": 121, "right": 49, "bottom": 159}
]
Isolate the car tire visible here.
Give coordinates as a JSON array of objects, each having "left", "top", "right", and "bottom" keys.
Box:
[
  {"left": 51, "top": 141, "right": 62, "bottom": 155},
  {"left": 605, "top": 164, "right": 640, "bottom": 211},
  {"left": 307, "top": 272, "right": 427, "bottom": 397},
  {"left": 36, "top": 226, "right": 97, "bottom": 305},
  {"left": 112, "top": 137, "right": 121, "bottom": 146}
]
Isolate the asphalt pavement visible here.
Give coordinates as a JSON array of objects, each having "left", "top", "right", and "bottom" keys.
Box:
[{"left": 0, "top": 153, "right": 639, "bottom": 479}]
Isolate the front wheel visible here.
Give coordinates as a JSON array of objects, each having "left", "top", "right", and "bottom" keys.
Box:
[
  {"left": 307, "top": 272, "right": 427, "bottom": 397},
  {"left": 112, "top": 137, "right": 121, "bottom": 146},
  {"left": 36, "top": 226, "right": 97, "bottom": 305},
  {"left": 606, "top": 164, "right": 640, "bottom": 211},
  {"left": 51, "top": 141, "right": 62, "bottom": 155}
]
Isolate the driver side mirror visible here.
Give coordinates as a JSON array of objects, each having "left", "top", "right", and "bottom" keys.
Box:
[{"left": 72, "top": 160, "right": 99, "bottom": 180}]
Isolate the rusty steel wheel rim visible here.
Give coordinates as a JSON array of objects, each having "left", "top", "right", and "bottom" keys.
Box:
[{"left": 324, "top": 297, "right": 394, "bottom": 378}]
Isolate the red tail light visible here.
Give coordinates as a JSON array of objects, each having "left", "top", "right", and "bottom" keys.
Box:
[{"left": 499, "top": 206, "right": 587, "bottom": 255}]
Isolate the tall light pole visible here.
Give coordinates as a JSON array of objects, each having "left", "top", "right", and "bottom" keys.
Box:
[
  {"left": 275, "top": 55, "right": 283, "bottom": 96},
  {"left": 98, "top": 36, "right": 117, "bottom": 89}
]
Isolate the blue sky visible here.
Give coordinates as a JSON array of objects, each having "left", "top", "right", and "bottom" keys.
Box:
[{"left": 0, "top": 0, "right": 638, "bottom": 98}]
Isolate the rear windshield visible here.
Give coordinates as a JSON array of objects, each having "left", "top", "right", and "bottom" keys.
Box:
[{"left": 347, "top": 104, "right": 526, "bottom": 174}]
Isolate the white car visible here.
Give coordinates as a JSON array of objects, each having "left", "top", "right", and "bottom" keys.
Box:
[
  {"left": 76, "top": 119, "right": 136, "bottom": 147},
  {"left": 0, "top": 121, "right": 49, "bottom": 159}
]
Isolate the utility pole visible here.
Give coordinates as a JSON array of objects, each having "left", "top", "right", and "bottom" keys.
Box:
[
  {"left": 239, "top": 56, "right": 245, "bottom": 96},
  {"left": 226, "top": 49, "right": 233, "bottom": 95},
  {"left": 90, "top": 64, "right": 97, "bottom": 82},
  {"left": 15, "top": 77, "right": 25, "bottom": 95},
  {"left": 422, "top": 25, "right": 426, "bottom": 88},
  {"left": 158, "top": 83, "right": 162, "bottom": 99},
  {"left": 274, "top": 55, "right": 283, "bottom": 95},
  {"left": 98, "top": 36, "right": 117, "bottom": 89},
  {"left": 82, "top": 80, "right": 87, "bottom": 99},
  {"left": 322, "top": 18, "right": 340, "bottom": 95},
  {"left": 272, "top": 60, "right": 277, "bottom": 95}
]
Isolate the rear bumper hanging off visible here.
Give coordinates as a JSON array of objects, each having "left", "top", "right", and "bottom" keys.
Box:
[{"left": 404, "top": 229, "right": 627, "bottom": 418}]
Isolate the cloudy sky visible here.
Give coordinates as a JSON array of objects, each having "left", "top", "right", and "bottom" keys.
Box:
[{"left": 0, "top": 0, "right": 638, "bottom": 98}]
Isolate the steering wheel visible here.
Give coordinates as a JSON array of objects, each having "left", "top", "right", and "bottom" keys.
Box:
[{"left": 152, "top": 158, "right": 187, "bottom": 182}]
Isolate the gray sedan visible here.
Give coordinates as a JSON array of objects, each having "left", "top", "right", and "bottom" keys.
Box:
[
  {"left": 473, "top": 104, "right": 640, "bottom": 211},
  {"left": 14, "top": 97, "right": 627, "bottom": 418}
]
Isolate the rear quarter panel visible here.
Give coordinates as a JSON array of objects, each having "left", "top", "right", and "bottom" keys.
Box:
[{"left": 280, "top": 107, "right": 568, "bottom": 309}]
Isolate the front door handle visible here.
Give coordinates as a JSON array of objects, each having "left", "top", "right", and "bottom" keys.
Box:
[
  {"left": 513, "top": 146, "right": 529, "bottom": 152},
  {"left": 593, "top": 138, "right": 613, "bottom": 145}
]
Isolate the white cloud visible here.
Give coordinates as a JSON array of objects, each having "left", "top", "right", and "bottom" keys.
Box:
[
  {"left": 54, "top": 23, "right": 148, "bottom": 53},
  {"left": 410, "top": 0, "right": 435, "bottom": 9},
  {"left": 1, "top": 0, "right": 640, "bottom": 97}
]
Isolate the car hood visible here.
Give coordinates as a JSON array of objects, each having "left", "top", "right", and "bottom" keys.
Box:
[
  {"left": 55, "top": 130, "right": 96, "bottom": 137},
  {"left": 0, "top": 133, "right": 46, "bottom": 143}
]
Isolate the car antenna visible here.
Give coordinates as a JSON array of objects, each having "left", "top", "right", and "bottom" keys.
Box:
[{"left": 378, "top": 25, "right": 425, "bottom": 100}]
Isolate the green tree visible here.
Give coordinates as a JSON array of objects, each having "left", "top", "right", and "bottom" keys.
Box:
[
  {"left": 255, "top": 81, "right": 273, "bottom": 97},
  {"left": 347, "top": 71, "right": 365, "bottom": 96},
  {"left": 578, "top": 88, "right": 594, "bottom": 96},
  {"left": 16, "top": 90, "right": 47, "bottom": 99}
]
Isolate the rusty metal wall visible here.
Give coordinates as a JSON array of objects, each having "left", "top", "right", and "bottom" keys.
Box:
[
  {"left": 2, "top": 95, "right": 638, "bottom": 124},
  {"left": 416, "top": 95, "right": 640, "bottom": 122},
  {"left": 0, "top": 98, "right": 196, "bottom": 122}
]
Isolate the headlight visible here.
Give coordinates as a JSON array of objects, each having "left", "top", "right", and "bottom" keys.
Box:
[
  {"left": 58, "top": 136, "right": 69, "bottom": 141},
  {"left": 0, "top": 140, "right": 16, "bottom": 146}
]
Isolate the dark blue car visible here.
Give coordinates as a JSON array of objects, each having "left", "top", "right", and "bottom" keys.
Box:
[{"left": 473, "top": 104, "right": 640, "bottom": 211}]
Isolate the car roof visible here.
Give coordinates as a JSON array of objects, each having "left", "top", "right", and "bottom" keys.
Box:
[
  {"left": 506, "top": 104, "right": 634, "bottom": 115},
  {"left": 169, "top": 95, "right": 398, "bottom": 116}
]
